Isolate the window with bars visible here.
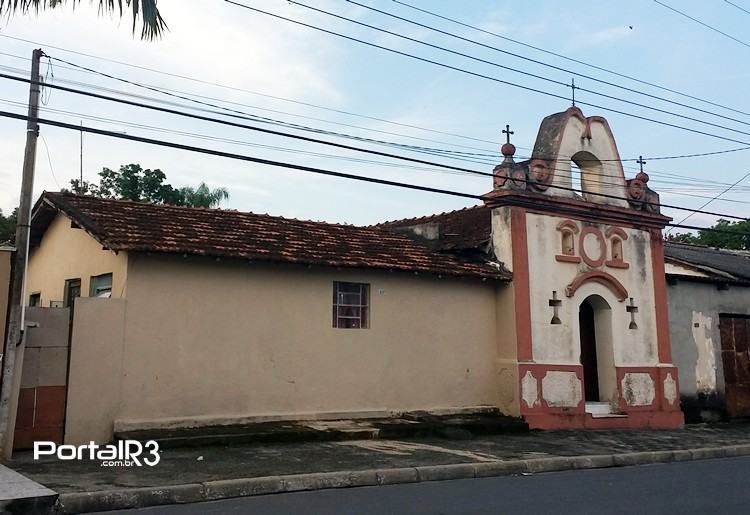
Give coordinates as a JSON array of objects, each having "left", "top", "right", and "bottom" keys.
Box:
[{"left": 332, "top": 281, "right": 370, "bottom": 329}]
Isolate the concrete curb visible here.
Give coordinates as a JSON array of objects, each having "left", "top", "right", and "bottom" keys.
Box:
[{"left": 56, "top": 444, "right": 750, "bottom": 514}]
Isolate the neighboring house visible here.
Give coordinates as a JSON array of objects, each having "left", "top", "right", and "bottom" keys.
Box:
[
  {"left": 15, "top": 106, "right": 686, "bottom": 448},
  {"left": 665, "top": 242, "right": 750, "bottom": 422}
]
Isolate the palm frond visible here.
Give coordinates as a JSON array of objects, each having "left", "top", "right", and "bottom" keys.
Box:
[{"left": 0, "top": 0, "right": 167, "bottom": 39}]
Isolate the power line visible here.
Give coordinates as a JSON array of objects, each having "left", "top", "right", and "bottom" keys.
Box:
[
  {"left": 17, "top": 60, "right": 750, "bottom": 192},
  {"left": 0, "top": 98, "right": 484, "bottom": 178},
  {"left": 3, "top": 110, "right": 746, "bottom": 235},
  {"left": 46, "top": 55, "right": 508, "bottom": 163},
  {"left": 34, "top": 59, "right": 738, "bottom": 176},
  {"left": 38, "top": 134, "right": 60, "bottom": 189},
  {"left": 15, "top": 60, "right": 750, "bottom": 192},
  {"left": 0, "top": 32, "right": 500, "bottom": 146},
  {"left": 392, "top": 0, "right": 750, "bottom": 118},
  {"left": 654, "top": 0, "right": 750, "bottom": 50},
  {"left": 4, "top": 38, "right": 750, "bottom": 169},
  {"left": 1, "top": 89, "right": 746, "bottom": 221},
  {"left": 669, "top": 171, "right": 750, "bottom": 232},
  {"left": 343, "top": 0, "right": 750, "bottom": 129},
  {"left": 280, "top": 0, "right": 750, "bottom": 142},
  {"left": 724, "top": 0, "right": 750, "bottom": 17},
  {"left": 223, "top": 0, "right": 750, "bottom": 150},
  {"left": 8, "top": 66, "right": 750, "bottom": 208},
  {"left": 26, "top": 94, "right": 749, "bottom": 200}
]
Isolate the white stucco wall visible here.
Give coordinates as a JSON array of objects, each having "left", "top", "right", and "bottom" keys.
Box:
[{"left": 525, "top": 213, "right": 659, "bottom": 367}]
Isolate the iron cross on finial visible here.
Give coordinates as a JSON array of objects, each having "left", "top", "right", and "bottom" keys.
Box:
[
  {"left": 570, "top": 78, "right": 578, "bottom": 106},
  {"left": 502, "top": 124, "right": 514, "bottom": 144},
  {"left": 637, "top": 155, "right": 646, "bottom": 173},
  {"left": 627, "top": 297, "right": 639, "bottom": 330}
]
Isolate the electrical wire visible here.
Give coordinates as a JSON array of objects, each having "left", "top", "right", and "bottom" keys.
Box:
[
  {"left": 392, "top": 0, "right": 750, "bottom": 119},
  {"left": 279, "top": 0, "right": 750, "bottom": 142},
  {"left": 4, "top": 110, "right": 747, "bottom": 236},
  {"left": 654, "top": 0, "right": 750, "bottom": 50},
  {"left": 38, "top": 134, "right": 61, "bottom": 189},
  {"left": 343, "top": 0, "right": 750, "bottom": 129},
  {"left": 0, "top": 32, "right": 500, "bottom": 146},
  {"left": 223, "top": 0, "right": 750, "bottom": 150},
  {"left": 724, "top": 0, "right": 750, "bottom": 17},
  {"left": 7, "top": 67, "right": 750, "bottom": 206},
  {"left": 4, "top": 40, "right": 750, "bottom": 167},
  {"left": 2, "top": 94, "right": 746, "bottom": 221},
  {"left": 18, "top": 60, "right": 750, "bottom": 193},
  {"left": 668, "top": 172, "right": 750, "bottom": 233}
]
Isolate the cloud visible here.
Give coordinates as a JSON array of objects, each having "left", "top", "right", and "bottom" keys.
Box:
[
  {"left": 0, "top": 0, "right": 348, "bottom": 213},
  {"left": 564, "top": 25, "right": 634, "bottom": 52}
]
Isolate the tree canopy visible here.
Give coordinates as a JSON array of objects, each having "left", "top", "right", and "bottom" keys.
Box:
[
  {"left": 669, "top": 219, "right": 750, "bottom": 251},
  {"left": 0, "top": 208, "right": 18, "bottom": 245},
  {"left": 67, "top": 163, "right": 229, "bottom": 208},
  {"left": 0, "top": 0, "right": 166, "bottom": 39}
]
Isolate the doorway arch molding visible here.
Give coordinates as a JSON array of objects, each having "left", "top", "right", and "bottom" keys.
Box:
[{"left": 565, "top": 271, "right": 629, "bottom": 302}]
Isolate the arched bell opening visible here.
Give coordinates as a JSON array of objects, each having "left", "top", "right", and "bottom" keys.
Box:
[{"left": 571, "top": 150, "right": 604, "bottom": 202}]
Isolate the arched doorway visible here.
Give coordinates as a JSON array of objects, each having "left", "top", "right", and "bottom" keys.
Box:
[{"left": 578, "top": 295, "right": 616, "bottom": 409}]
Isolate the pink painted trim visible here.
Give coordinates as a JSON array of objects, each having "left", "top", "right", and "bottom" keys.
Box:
[
  {"left": 511, "top": 207, "right": 533, "bottom": 361},
  {"left": 579, "top": 226, "right": 606, "bottom": 268},
  {"left": 555, "top": 254, "right": 582, "bottom": 264},
  {"left": 565, "top": 271, "right": 629, "bottom": 302}
]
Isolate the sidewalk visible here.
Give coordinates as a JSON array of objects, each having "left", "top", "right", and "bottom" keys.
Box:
[
  {"left": 9, "top": 422, "right": 750, "bottom": 514},
  {"left": 0, "top": 463, "right": 57, "bottom": 515}
]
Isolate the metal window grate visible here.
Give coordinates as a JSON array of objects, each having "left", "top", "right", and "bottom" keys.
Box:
[{"left": 333, "top": 281, "right": 370, "bottom": 329}]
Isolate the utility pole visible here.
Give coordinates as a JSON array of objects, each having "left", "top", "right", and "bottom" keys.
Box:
[
  {"left": 0, "top": 48, "right": 43, "bottom": 459},
  {"left": 80, "top": 120, "right": 83, "bottom": 192}
]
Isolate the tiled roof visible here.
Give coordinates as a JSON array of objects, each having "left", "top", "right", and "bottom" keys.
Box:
[
  {"left": 664, "top": 241, "right": 750, "bottom": 283},
  {"left": 32, "top": 192, "right": 510, "bottom": 281},
  {"left": 378, "top": 205, "right": 492, "bottom": 250}
]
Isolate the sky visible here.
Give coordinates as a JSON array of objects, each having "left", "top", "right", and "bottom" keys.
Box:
[{"left": 0, "top": 0, "right": 749, "bottom": 229}]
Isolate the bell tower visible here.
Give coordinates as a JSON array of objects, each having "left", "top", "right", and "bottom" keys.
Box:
[{"left": 487, "top": 107, "right": 683, "bottom": 429}]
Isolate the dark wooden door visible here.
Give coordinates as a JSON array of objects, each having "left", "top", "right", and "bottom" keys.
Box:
[
  {"left": 579, "top": 300, "right": 600, "bottom": 402},
  {"left": 720, "top": 315, "right": 750, "bottom": 418}
]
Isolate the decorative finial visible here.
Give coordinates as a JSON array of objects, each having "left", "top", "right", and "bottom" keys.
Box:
[
  {"left": 636, "top": 155, "right": 649, "bottom": 182},
  {"left": 501, "top": 124, "right": 515, "bottom": 158}
]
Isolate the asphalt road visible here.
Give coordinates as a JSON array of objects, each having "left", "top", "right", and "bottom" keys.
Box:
[{"left": 95, "top": 456, "right": 750, "bottom": 515}]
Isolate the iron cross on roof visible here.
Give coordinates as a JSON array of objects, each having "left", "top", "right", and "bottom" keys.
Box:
[
  {"left": 502, "top": 124, "right": 514, "bottom": 144},
  {"left": 570, "top": 78, "right": 578, "bottom": 106},
  {"left": 637, "top": 155, "right": 647, "bottom": 173}
]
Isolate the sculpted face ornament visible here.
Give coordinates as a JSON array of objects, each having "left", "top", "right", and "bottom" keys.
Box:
[
  {"left": 626, "top": 157, "right": 661, "bottom": 213},
  {"left": 492, "top": 164, "right": 508, "bottom": 189},
  {"left": 627, "top": 171, "right": 649, "bottom": 205},
  {"left": 529, "top": 159, "right": 552, "bottom": 191}
]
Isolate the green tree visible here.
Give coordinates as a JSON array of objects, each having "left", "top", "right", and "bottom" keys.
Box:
[
  {"left": 66, "top": 164, "right": 229, "bottom": 208},
  {"left": 670, "top": 218, "right": 750, "bottom": 251},
  {"left": 178, "top": 183, "right": 230, "bottom": 208},
  {"left": 96, "top": 164, "right": 181, "bottom": 204},
  {"left": 0, "top": 0, "right": 166, "bottom": 39},
  {"left": 0, "top": 208, "right": 18, "bottom": 245}
]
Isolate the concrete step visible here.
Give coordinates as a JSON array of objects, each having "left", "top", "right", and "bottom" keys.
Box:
[
  {"left": 585, "top": 402, "right": 615, "bottom": 416},
  {"left": 115, "top": 411, "right": 529, "bottom": 449}
]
